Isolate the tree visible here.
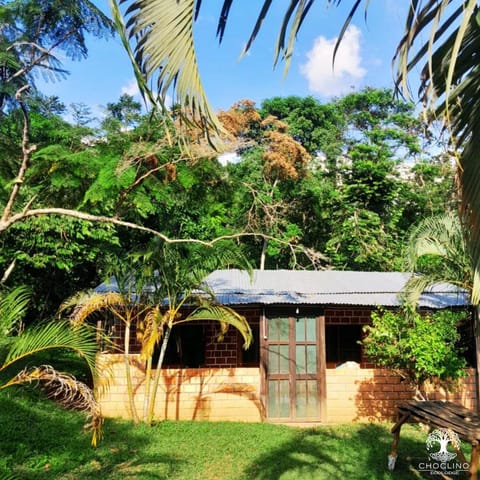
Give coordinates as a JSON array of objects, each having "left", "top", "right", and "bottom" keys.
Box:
[
  {"left": 0, "top": 286, "right": 102, "bottom": 445},
  {"left": 254, "top": 89, "right": 435, "bottom": 270},
  {"left": 362, "top": 307, "right": 467, "bottom": 400},
  {"left": 112, "top": 0, "right": 480, "bottom": 293},
  {"left": 219, "top": 99, "right": 325, "bottom": 269},
  {"left": 63, "top": 242, "right": 253, "bottom": 425},
  {"left": 70, "top": 102, "right": 94, "bottom": 127},
  {"left": 0, "top": 0, "right": 113, "bottom": 112},
  {"left": 104, "top": 94, "right": 142, "bottom": 132},
  {"left": 260, "top": 95, "right": 345, "bottom": 159}
]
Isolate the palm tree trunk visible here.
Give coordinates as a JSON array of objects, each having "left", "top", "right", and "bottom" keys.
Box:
[
  {"left": 143, "top": 356, "right": 153, "bottom": 422},
  {"left": 124, "top": 320, "right": 139, "bottom": 424},
  {"left": 147, "top": 325, "right": 172, "bottom": 424}
]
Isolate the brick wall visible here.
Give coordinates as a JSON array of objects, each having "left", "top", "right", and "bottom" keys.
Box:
[
  {"left": 204, "top": 324, "right": 239, "bottom": 367},
  {"left": 325, "top": 306, "right": 373, "bottom": 325},
  {"left": 326, "top": 365, "right": 476, "bottom": 423}
]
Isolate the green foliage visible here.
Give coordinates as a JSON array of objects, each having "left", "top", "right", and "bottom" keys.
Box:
[
  {"left": 0, "top": 86, "right": 460, "bottom": 322},
  {"left": 0, "top": 0, "right": 113, "bottom": 111},
  {"left": 362, "top": 308, "right": 467, "bottom": 396},
  {"left": 1, "top": 322, "right": 97, "bottom": 375},
  {"left": 403, "top": 212, "right": 472, "bottom": 306},
  {"left": 325, "top": 209, "right": 395, "bottom": 270},
  {"left": 0, "top": 286, "right": 31, "bottom": 337},
  {"left": 104, "top": 94, "right": 142, "bottom": 128},
  {"left": 244, "top": 88, "right": 448, "bottom": 270},
  {"left": 260, "top": 96, "right": 345, "bottom": 157}
]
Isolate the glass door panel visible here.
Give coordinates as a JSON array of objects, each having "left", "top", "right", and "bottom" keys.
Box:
[
  {"left": 295, "top": 380, "right": 319, "bottom": 418},
  {"left": 268, "top": 345, "right": 290, "bottom": 374},
  {"left": 266, "top": 314, "right": 323, "bottom": 421},
  {"left": 268, "top": 380, "right": 290, "bottom": 418}
]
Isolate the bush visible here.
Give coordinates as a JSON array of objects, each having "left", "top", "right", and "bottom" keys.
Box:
[{"left": 361, "top": 308, "right": 467, "bottom": 398}]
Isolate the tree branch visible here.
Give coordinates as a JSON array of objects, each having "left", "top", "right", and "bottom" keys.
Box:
[{"left": 1, "top": 86, "right": 35, "bottom": 225}]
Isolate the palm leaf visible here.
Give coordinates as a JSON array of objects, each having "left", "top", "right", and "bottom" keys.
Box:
[
  {"left": 406, "top": 214, "right": 469, "bottom": 269},
  {"left": 180, "top": 304, "right": 252, "bottom": 349},
  {"left": 391, "top": 2, "right": 480, "bottom": 304},
  {"left": 2, "top": 365, "right": 102, "bottom": 447},
  {"left": 61, "top": 290, "right": 126, "bottom": 327},
  {"left": 115, "top": 0, "right": 221, "bottom": 134},
  {"left": 404, "top": 213, "right": 473, "bottom": 305},
  {"left": 137, "top": 306, "right": 163, "bottom": 360},
  {"left": 0, "top": 286, "right": 30, "bottom": 336},
  {"left": 1, "top": 322, "right": 97, "bottom": 375}
]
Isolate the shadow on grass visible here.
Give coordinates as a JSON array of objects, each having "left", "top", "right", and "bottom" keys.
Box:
[
  {"left": 0, "top": 388, "right": 183, "bottom": 480},
  {"left": 241, "top": 423, "right": 425, "bottom": 480}
]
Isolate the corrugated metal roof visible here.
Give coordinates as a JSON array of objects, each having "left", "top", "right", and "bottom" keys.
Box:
[{"left": 203, "top": 270, "right": 470, "bottom": 308}]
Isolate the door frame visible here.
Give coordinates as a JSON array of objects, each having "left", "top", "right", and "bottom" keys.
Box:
[{"left": 260, "top": 306, "right": 326, "bottom": 422}]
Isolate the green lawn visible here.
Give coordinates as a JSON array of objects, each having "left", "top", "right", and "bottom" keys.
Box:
[{"left": 0, "top": 389, "right": 451, "bottom": 479}]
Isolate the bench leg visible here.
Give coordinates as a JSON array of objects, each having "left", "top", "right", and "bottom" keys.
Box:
[
  {"left": 388, "top": 412, "right": 409, "bottom": 471},
  {"left": 388, "top": 426, "right": 402, "bottom": 470}
]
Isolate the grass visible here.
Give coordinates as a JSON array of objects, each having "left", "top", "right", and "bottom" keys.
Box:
[{"left": 0, "top": 388, "right": 459, "bottom": 480}]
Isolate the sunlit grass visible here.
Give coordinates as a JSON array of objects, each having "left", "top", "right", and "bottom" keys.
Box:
[{"left": 0, "top": 389, "right": 436, "bottom": 479}]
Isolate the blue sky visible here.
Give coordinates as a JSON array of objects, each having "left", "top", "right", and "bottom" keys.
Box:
[{"left": 38, "top": 1, "right": 411, "bottom": 121}]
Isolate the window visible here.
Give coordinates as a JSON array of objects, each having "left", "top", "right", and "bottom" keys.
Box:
[
  {"left": 241, "top": 323, "right": 260, "bottom": 366},
  {"left": 325, "top": 325, "right": 362, "bottom": 367},
  {"left": 152, "top": 325, "right": 205, "bottom": 368}
]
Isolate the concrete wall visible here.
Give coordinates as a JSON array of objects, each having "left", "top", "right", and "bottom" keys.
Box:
[
  {"left": 97, "top": 354, "right": 263, "bottom": 422},
  {"left": 97, "top": 353, "right": 476, "bottom": 423}
]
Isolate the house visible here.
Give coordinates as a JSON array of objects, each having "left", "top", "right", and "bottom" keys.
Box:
[{"left": 96, "top": 270, "right": 475, "bottom": 423}]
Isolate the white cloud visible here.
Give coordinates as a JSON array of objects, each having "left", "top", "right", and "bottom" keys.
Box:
[
  {"left": 300, "top": 25, "right": 366, "bottom": 98},
  {"left": 121, "top": 79, "right": 140, "bottom": 97}
]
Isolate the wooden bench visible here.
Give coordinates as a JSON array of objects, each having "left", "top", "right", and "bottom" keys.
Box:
[{"left": 389, "top": 401, "right": 480, "bottom": 479}]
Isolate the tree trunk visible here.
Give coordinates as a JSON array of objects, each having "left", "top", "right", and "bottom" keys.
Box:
[
  {"left": 260, "top": 238, "right": 267, "bottom": 270},
  {"left": 143, "top": 356, "right": 153, "bottom": 423},
  {"left": 147, "top": 325, "right": 172, "bottom": 424},
  {"left": 124, "top": 320, "right": 139, "bottom": 424}
]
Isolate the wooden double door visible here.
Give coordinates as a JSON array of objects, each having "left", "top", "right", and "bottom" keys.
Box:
[{"left": 263, "top": 311, "right": 326, "bottom": 422}]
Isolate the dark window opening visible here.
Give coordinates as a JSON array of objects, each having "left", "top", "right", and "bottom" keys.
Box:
[
  {"left": 326, "top": 325, "right": 362, "bottom": 367},
  {"left": 152, "top": 325, "right": 205, "bottom": 368},
  {"left": 241, "top": 324, "right": 260, "bottom": 366}
]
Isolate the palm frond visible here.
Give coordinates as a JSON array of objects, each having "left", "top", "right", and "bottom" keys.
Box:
[
  {"left": 404, "top": 212, "right": 473, "bottom": 306},
  {"left": 181, "top": 304, "right": 252, "bottom": 349},
  {"left": 0, "top": 286, "right": 30, "bottom": 336},
  {"left": 2, "top": 322, "right": 97, "bottom": 375},
  {"left": 391, "top": 2, "right": 480, "bottom": 306},
  {"left": 62, "top": 290, "right": 126, "bottom": 327},
  {"left": 115, "top": 0, "right": 221, "bottom": 134},
  {"left": 137, "top": 306, "right": 163, "bottom": 360},
  {"left": 2, "top": 365, "right": 102, "bottom": 447},
  {"left": 406, "top": 213, "right": 469, "bottom": 271},
  {"left": 403, "top": 272, "right": 466, "bottom": 306}
]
